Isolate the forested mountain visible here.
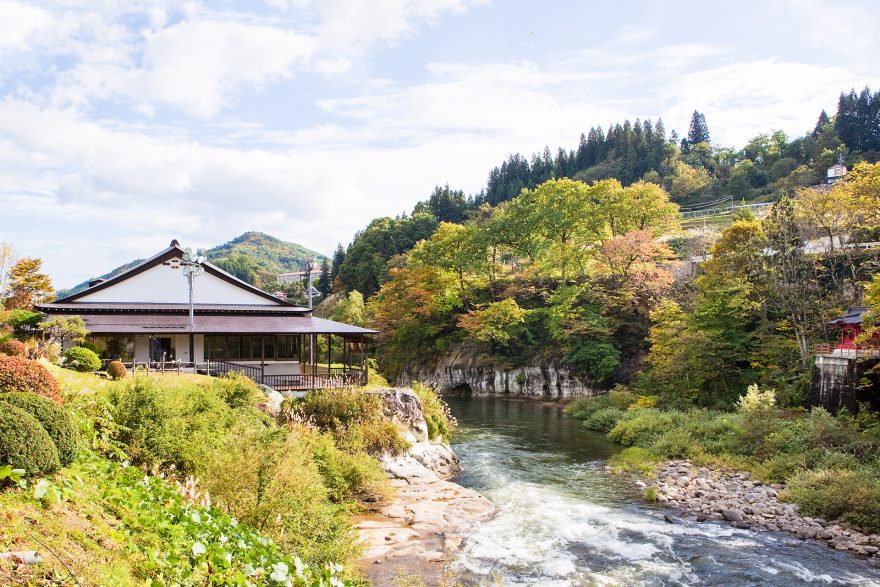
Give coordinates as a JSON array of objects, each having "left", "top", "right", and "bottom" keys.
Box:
[
  {"left": 56, "top": 231, "right": 324, "bottom": 297},
  {"left": 206, "top": 231, "right": 325, "bottom": 288},
  {"left": 335, "top": 87, "right": 880, "bottom": 300}
]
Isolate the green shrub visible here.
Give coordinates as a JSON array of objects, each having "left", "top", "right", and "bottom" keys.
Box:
[
  {"left": 608, "top": 385, "right": 638, "bottom": 409},
  {"left": 310, "top": 432, "right": 389, "bottom": 502},
  {"left": 211, "top": 371, "right": 262, "bottom": 408},
  {"left": 565, "top": 395, "right": 611, "bottom": 420},
  {"left": 0, "top": 403, "right": 60, "bottom": 475},
  {"left": 62, "top": 346, "right": 102, "bottom": 372},
  {"left": 338, "top": 420, "right": 410, "bottom": 457},
  {"left": 201, "top": 424, "right": 360, "bottom": 570},
  {"left": 107, "top": 376, "right": 247, "bottom": 473},
  {"left": 609, "top": 446, "right": 660, "bottom": 475},
  {"left": 753, "top": 452, "right": 804, "bottom": 483},
  {"left": 106, "top": 360, "right": 127, "bottom": 380},
  {"left": 287, "top": 388, "right": 386, "bottom": 430},
  {"left": 411, "top": 381, "right": 454, "bottom": 441},
  {"left": 0, "top": 339, "right": 27, "bottom": 357},
  {"left": 0, "top": 392, "right": 78, "bottom": 465},
  {"left": 651, "top": 428, "right": 699, "bottom": 459},
  {"left": 608, "top": 408, "right": 687, "bottom": 447},
  {"left": 785, "top": 468, "right": 880, "bottom": 533},
  {"left": 584, "top": 407, "right": 626, "bottom": 432},
  {"left": 0, "top": 356, "right": 61, "bottom": 403}
]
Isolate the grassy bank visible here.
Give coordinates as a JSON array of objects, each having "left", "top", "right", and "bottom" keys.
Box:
[
  {"left": 1, "top": 365, "right": 399, "bottom": 585},
  {"left": 566, "top": 386, "right": 880, "bottom": 533}
]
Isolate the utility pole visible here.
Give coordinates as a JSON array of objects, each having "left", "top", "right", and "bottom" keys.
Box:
[
  {"left": 181, "top": 247, "right": 206, "bottom": 367},
  {"left": 305, "top": 256, "right": 317, "bottom": 366}
]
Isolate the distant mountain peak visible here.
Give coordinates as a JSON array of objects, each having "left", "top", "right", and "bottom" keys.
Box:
[{"left": 55, "top": 232, "right": 325, "bottom": 298}]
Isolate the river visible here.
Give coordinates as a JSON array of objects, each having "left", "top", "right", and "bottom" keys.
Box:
[{"left": 445, "top": 398, "right": 880, "bottom": 586}]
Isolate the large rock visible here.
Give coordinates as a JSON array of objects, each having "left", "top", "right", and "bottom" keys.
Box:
[
  {"left": 370, "top": 387, "right": 462, "bottom": 478},
  {"left": 357, "top": 386, "right": 495, "bottom": 586},
  {"left": 397, "top": 344, "right": 600, "bottom": 399}
]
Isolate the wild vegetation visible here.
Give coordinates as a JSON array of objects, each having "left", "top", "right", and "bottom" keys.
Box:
[
  {"left": 566, "top": 384, "right": 880, "bottom": 534},
  {"left": 0, "top": 360, "right": 424, "bottom": 584}
]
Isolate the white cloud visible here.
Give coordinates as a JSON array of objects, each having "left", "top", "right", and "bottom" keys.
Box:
[{"left": 0, "top": 0, "right": 53, "bottom": 53}]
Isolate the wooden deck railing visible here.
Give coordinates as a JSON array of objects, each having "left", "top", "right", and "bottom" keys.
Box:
[{"left": 95, "top": 359, "right": 367, "bottom": 390}]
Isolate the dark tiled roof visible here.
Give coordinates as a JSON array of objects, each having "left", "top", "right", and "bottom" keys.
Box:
[
  {"left": 70, "top": 313, "right": 377, "bottom": 336},
  {"left": 37, "top": 302, "right": 311, "bottom": 315},
  {"left": 830, "top": 306, "right": 869, "bottom": 325}
]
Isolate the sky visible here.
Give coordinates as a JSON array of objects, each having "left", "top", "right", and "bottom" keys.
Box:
[{"left": 0, "top": 0, "right": 878, "bottom": 288}]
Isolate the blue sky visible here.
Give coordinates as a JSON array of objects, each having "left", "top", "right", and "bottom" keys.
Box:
[{"left": 0, "top": 0, "right": 877, "bottom": 288}]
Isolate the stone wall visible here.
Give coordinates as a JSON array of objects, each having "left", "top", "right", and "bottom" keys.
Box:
[
  {"left": 396, "top": 345, "right": 600, "bottom": 399},
  {"left": 808, "top": 355, "right": 880, "bottom": 413}
]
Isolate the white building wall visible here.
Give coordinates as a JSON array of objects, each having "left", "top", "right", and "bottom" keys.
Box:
[
  {"left": 134, "top": 335, "right": 150, "bottom": 362},
  {"left": 78, "top": 263, "right": 277, "bottom": 305}
]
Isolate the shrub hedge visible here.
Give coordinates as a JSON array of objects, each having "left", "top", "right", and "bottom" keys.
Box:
[
  {"left": 63, "top": 346, "right": 102, "bottom": 372},
  {"left": 0, "top": 339, "right": 27, "bottom": 357},
  {"left": 0, "top": 403, "right": 60, "bottom": 474},
  {"left": 106, "top": 360, "right": 127, "bottom": 380},
  {"left": 0, "top": 356, "right": 62, "bottom": 403},
  {"left": 0, "top": 392, "right": 78, "bottom": 465}
]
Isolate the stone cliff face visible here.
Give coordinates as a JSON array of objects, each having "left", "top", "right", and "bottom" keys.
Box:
[{"left": 396, "top": 345, "right": 600, "bottom": 400}]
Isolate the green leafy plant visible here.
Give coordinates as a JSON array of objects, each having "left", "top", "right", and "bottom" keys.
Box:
[
  {"left": 62, "top": 346, "right": 102, "bottom": 372},
  {"left": 0, "top": 463, "right": 26, "bottom": 487}
]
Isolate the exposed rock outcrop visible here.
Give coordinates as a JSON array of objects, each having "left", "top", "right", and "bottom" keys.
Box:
[
  {"left": 397, "top": 346, "right": 600, "bottom": 399},
  {"left": 356, "top": 387, "right": 495, "bottom": 585}
]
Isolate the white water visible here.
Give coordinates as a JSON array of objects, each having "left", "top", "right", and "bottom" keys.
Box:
[{"left": 447, "top": 399, "right": 880, "bottom": 586}]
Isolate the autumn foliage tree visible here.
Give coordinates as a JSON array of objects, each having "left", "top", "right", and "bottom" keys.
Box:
[{"left": 4, "top": 257, "right": 53, "bottom": 309}]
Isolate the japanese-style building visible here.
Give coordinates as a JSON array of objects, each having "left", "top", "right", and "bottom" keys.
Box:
[
  {"left": 36, "top": 241, "right": 376, "bottom": 390},
  {"left": 809, "top": 306, "right": 880, "bottom": 413}
]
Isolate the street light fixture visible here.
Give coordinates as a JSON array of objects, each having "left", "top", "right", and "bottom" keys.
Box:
[{"left": 180, "top": 247, "right": 206, "bottom": 366}]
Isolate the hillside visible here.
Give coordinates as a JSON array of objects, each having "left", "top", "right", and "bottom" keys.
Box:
[{"left": 56, "top": 231, "right": 325, "bottom": 298}]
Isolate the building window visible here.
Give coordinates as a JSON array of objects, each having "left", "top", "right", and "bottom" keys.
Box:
[
  {"left": 204, "top": 334, "right": 300, "bottom": 361},
  {"left": 87, "top": 335, "right": 135, "bottom": 361}
]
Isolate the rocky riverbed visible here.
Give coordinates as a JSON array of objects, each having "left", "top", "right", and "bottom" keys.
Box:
[
  {"left": 644, "top": 459, "right": 880, "bottom": 557},
  {"left": 355, "top": 388, "right": 496, "bottom": 585}
]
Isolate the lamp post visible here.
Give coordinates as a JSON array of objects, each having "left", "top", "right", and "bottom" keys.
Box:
[
  {"left": 305, "top": 256, "right": 317, "bottom": 367},
  {"left": 180, "top": 247, "right": 206, "bottom": 366}
]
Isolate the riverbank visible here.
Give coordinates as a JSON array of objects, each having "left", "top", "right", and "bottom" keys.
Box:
[
  {"left": 356, "top": 452, "right": 495, "bottom": 585},
  {"left": 355, "top": 387, "right": 496, "bottom": 585},
  {"left": 641, "top": 459, "right": 880, "bottom": 557}
]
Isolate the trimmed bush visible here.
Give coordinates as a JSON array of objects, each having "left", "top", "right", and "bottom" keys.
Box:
[
  {"left": 0, "top": 392, "right": 78, "bottom": 465},
  {"left": 0, "top": 403, "right": 60, "bottom": 475},
  {"left": 0, "top": 339, "right": 27, "bottom": 357},
  {"left": 62, "top": 346, "right": 102, "bottom": 372},
  {"left": 0, "top": 356, "right": 61, "bottom": 403},
  {"left": 106, "top": 360, "right": 127, "bottom": 380}
]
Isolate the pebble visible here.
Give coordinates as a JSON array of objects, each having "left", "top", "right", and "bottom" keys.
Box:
[{"left": 642, "top": 459, "right": 880, "bottom": 558}]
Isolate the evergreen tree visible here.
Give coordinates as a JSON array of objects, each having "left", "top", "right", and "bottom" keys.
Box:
[
  {"left": 813, "top": 110, "right": 830, "bottom": 137},
  {"left": 687, "top": 110, "right": 711, "bottom": 145},
  {"left": 575, "top": 133, "right": 589, "bottom": 170},
  {"left": 330, "top": 244, "right": 345, "bottom": 289},
  {"left": 317, "top": 258, "right": 331, "bottom": 297}
]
